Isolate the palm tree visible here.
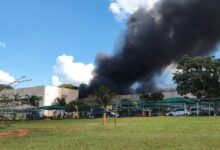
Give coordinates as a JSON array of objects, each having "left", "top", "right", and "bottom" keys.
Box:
[
  {"left": 31, "top": 96, "right": 40, "bottom": 107},
  {"left": 93, "top": 85, "right": 111, "bottom": 107},
  {"left": 29, "top": 95, "right": 40, "bottom": 107},
  {"left": 55, "top": 97, "right": 66, "bottom": 106}
]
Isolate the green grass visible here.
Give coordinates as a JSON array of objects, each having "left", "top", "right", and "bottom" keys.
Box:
[{"left": 1, "top": 117, "right": 220, "bottom": 150}]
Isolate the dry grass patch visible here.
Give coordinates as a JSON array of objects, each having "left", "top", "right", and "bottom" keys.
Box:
[{"left": 0, "top": 128, "right": 29, "bottom": 138}]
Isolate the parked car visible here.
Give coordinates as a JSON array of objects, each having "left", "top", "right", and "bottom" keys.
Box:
[
  {"left": 26, "top": 109, "right": 45, "bottom": 120},
  {"left": 89, "top": 107, "right": 118, "bottom": 118},
  {"left": 200, "top": 110, "right": 214, "bottom": 116},
  {"left": 166, "top": 109, "right": 190, "bottom": 116},
  {"left": 190, "top": 107, "right": 200, "bottom": 116},
  {"left": 190, "top": 106, "right": 214, "bottom": 116}
]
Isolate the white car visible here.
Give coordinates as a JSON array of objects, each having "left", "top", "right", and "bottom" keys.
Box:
[{"left": 166, "top": 109, "right": 190, "bottom": 116}]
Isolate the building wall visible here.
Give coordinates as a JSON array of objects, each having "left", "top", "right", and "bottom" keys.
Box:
[
  {"left": 44, "top": 86, "right": 78, "bottom": 106},
  {"left": 163, "top": 91, "right": 180, "bottom": 98},
  {"left": 0, "top": 86, "right": 45, "bottom": 98},
  {"left": 162, "top": 91, "right": 195, "bottom": 99},
  {"left": 112, "top": 91, "right": 195, "bottom": 102},
  {"left": 0, "top": 86, "right": 78, "bottom": 106},
  {"left": 113, "top": 94, "right": 141, "bottom": 102},
  {"left": 44, "top": 86, "right": 59, "bottom": 106},
  {"left": 60, "top": 87, "right": 78, "bottom": 103}
]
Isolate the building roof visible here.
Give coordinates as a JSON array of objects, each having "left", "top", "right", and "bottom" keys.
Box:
[
  {"left": 161, "top": 97, "right": 197, "bottom": 104},
  {"left": 38, "top": 105, "right": 65, "bottom": 110}
]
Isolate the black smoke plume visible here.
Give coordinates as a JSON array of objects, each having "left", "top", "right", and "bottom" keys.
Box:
[{"left": 87, "top": 0, "right": 220, "bottom": 95}]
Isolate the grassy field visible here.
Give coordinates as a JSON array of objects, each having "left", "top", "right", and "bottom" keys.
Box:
[{"left": 1, "top": 117, "right": 220, "bottom": 150}]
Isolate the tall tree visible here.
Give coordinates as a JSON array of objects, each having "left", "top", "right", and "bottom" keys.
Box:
[
  {"left": 173, "top": 55, "right": 220, "bottom": 99},
  {"left": 93, "top": 85, "right": 111, "bottom": 106},
  {"left": 173, "top": 55, "right": 220, "bottom": 115}
]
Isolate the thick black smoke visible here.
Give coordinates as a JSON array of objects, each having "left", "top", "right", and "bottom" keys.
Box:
[{"left": 88, "top": 0, "right": 220, "bottom": 95}]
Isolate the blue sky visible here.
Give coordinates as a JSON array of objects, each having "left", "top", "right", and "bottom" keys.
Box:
[
  {"left": 1, "top": 0, "right": 220, "bottom": 88},
  {"left": 0, "top": 0, "right": 126, "bottom": 87}
]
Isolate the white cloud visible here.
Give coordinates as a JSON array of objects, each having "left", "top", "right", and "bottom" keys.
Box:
[
  {"left": 51, "top": 76, "right": 62, "bottom": 86},
  {"left": 109, "top": 0, "right": 160, "bottom": 20},
  {"left": 0, "top": 41, "right": 6, "bottom": 48},
  {"left": 52, "top": 54, "right": 95, "bottom": 86},
  {"left": 0, "top": 70, "right": 15, "bottom": 84}
]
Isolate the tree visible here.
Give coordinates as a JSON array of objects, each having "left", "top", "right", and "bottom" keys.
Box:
[
  {"left": 59, "top": 84, "right": 78, "bottom": 90},
  {"left": 25, "top": 95, "right": 40, "bottom": 107},
  {"left": 0, "top": 84, "right": 13, "bottom": 92},
  {"left": 65, "top": 99, "right": 90, "bottom": 112},
  {"left": 0, "top": 95, "right": 10, "bottom": 126},
  {"left": 173, "top": 55, "right": 220, "bottom": 116},
  {"left": 93, "top": 85, "right": 111, "bottom": 106},
  {"left": 0, "top": 95, "right": 10, "bottom": 115},
  {"left": 173, "top": 55, "right": 220, "bottom": 99},
  {"left": 150, "top": 92, "right": 164, "bottom": 101},
  {"left": 55, "top": 97, "right": 66, "bottom": 106},
  {"left": 140, "top": 93, "right": 150, "bottom": 101}
]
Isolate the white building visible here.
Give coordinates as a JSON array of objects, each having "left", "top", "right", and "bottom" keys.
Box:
[{"left": 0, "top": 85, "right": 78, "bottom": 106}]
